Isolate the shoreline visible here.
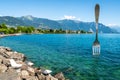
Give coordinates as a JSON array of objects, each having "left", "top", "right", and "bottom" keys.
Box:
[
  {"left": 0, "top": 33, "right": 22, "bottom": 38},
  {"left": 0, "top": 32, "right": 94, "bottom": 38},
  {"left": 0, "top": 46, "right": 65, "bottom": 80}
]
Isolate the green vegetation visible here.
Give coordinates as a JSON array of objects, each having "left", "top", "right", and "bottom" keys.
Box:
[
  {"left": 0, "top": 23, "right": 35, "bottom": 34},
  {"left": 0, "top": 23, "right": 92, "bottom": 34}
]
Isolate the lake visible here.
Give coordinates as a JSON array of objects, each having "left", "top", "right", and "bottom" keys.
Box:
[{"left": 0, "top": 34, "right": 120, "bottom": 80}]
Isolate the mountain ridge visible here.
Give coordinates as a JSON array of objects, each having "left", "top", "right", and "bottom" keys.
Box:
[{"left": 0, "top": 15, "right": 118, "bottom": 33}]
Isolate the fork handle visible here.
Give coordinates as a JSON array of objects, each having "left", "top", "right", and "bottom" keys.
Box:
[{"left": 95, "top": 4, "right": 100, "bottom": 24}]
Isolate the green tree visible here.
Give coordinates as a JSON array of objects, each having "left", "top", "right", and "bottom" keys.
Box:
[
  {"left": 0, "top": 23, "right": 7, "bottom": 29},
  {"left": 8, "top": 27, "right": 16, "bottom": 34},
  {"left": 49, "top": 29, "right": 54, "bottom": 33},
  {"left": 16, "top": 26, "right": 23, "bottom": 33}
]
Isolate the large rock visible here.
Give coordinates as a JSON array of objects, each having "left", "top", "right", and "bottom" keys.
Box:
[
  {"left": 7, "top": 67, "right": 16, "bottom": 72},
  {"left": 37, "top": 74, "right": 46, "bottom": 80},
  {"left": 45, "top": 75, "right": 51, "bottom": 80},
  {"left": 51, "top": 76, "right": 58, "bottom": 80},
  {"left": 0, "top": 55, "right": 6, "bottom": 60},
  {"left": 5, "top": 47, "right": 12, "bottom": 51},
  {"left": 37, "top": 74, "right": 58, "bottom": 80},
  {"left": 34, "top": 68, "right": 41, "bottom": 74},
  {"left": 0, "top": 48, "right": 6, "bottom": 53},
  {"left": 0, "top": 58, "right": 3, "bottom": 64},
  {"left": 47, "top": 75, "right": 58, "bottom": 80},
  {"left": 20, "top": 70, "right": 30, "bottom": 79},
  {"left": 27, "top": 76, "right": 39, "bottom": 80},
  {"left": 2, "top": 59, "right": 10, "bottom": 66},
  {"left": 11, "top": 52, "right": 25, "bottom": 61},
  {"left": 54, "top": 72, "right": 65, "bottom": 80},
  {"left": 0, "top": 71, "right": 21, "bottom": 80},
  {"left": 0, "top": 64, "right": 7, "bottom": 73},
  {"left": 21, "top": 64, "right": 28, "bottom": 70},
  {"left": 45, "top": 75, "right": 58, "bottom": 80},
  {"left": 27, "top": 67, "right": 35, "bottom": 76},
  {"left": 0, "top": 49, "right": 10, "bottom": 58},
  {"left": 5, "top": 51, "right": 13, "bottom": 56}
]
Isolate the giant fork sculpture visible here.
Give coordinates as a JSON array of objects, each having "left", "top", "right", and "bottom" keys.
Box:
[{"left": 92, "top": 4, "right": 100, "bottom": 55}]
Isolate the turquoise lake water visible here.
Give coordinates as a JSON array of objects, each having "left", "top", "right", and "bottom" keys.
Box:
[{"left": 0, "top": 34, "right": 120, "bottom": 80}]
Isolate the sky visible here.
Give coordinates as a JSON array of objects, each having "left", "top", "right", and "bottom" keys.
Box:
[{"left": 0, "top": 0, "right": 120, "bottom": 26}]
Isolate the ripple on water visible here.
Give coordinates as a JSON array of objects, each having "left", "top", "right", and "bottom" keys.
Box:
[{"left": 0, "top": 34, "right": 120, "bottom": 80}]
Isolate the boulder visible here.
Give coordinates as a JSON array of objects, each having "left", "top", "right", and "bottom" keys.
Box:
[
  {"left": 0, "top": 48, "right": 6, "bottom": 53},
  {"left": 0, "top": 64, "right": 7, "bottom": 73},
  {"left": 27, "top": 67, "right": 35, "bottom": 76},
  {"left": 46, "top": 75, "right": 58, "bottom": 80},
  {"left": 20, "top": 70, "right": 30, "bottom": 79},
  {"left": 54, "top": 72, "right": 65, "bottom": 80},
  {"left": 37, "top": 74, "right": 46, "bottom": 80},
  {"left": 25, "top": 61, "right": 34, "bottom": 66},
  {"left": 5, "top": 51, "right": 13, "bottom": 56},
  {"left": 7, "top": 67, "right": 16, "bottom": 72},
  {"left": 34, "top": 68, "right": 41, "bottom": 74},
  {"left": 0, "top": 50, "right": 10, "bottom": 58},
  {"left": 11, "top": 52, "right": 25, "bottom": 61},
  {"left": 5, "top": 47, "right": 12, "bottom": 51},
  {"left": 2, "top": 59, "right": 10, "bottom": 66},
  {"left": 27, "top": 76, "right": 39, "bottom": 80},
  {"left": 0, "top": 71, "right": 21, "bottom": 80},
  {"left": 0, "top": 54, "right": 6, "bottom": 60},
  {"left": 50, "top": 76, "right": 58, "bottom": 80},
  {"left": 21, "top": 64, "right": 28, "bottom": 70},
  {"left": 0, "top": 58, "right": 3, "bottom": 64},
  {"left": 45, "top": 75, "right": 51, "bottom": 80}
]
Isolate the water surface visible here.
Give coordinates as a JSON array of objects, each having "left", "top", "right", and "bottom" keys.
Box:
[{"left": 0, "top": 34, "right": 120, "bottom": 80}]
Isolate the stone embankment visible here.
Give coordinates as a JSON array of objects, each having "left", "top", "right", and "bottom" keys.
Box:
[{"left": 0, "top": 46, "right": 65, "bottom": 80}]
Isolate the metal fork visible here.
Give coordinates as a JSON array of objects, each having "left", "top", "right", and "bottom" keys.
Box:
[{"left": 92, "top": 4, "right": 100, "bottom": 55}]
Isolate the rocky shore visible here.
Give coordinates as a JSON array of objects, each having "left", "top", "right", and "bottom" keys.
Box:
[{"left": 0, "top": 46, "right": 65, "bottom": 80}]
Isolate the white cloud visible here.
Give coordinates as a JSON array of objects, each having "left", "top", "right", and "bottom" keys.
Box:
[
  {"left": 64, "top": 15, "right": 76, "bottom": 19},
  {"left": 107, "top": 24, "right": 118, "bottom": 27},
  {"left": 62, "top": 15, "right": 80, "bottom": 20}
]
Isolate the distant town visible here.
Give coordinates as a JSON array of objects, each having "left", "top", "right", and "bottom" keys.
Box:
[{"left": 0, "top": 23, "right": 92, "bottom": 34}]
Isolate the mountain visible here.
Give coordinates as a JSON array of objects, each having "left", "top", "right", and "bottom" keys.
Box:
[
  {"left": 0, "top": 15, "right": 118, "bottom": 33},
  {"left": 19, "top": 15, "right": 62, "bottom": 29},
  {"left": 58, "top": 20, "right": 117, "bottom": 33},
  {"left": 109, "top": 26, "right": 120, "bottom": 32},
  {"left": 0, "top": 16, "right": 26, "bottom": 26}
]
